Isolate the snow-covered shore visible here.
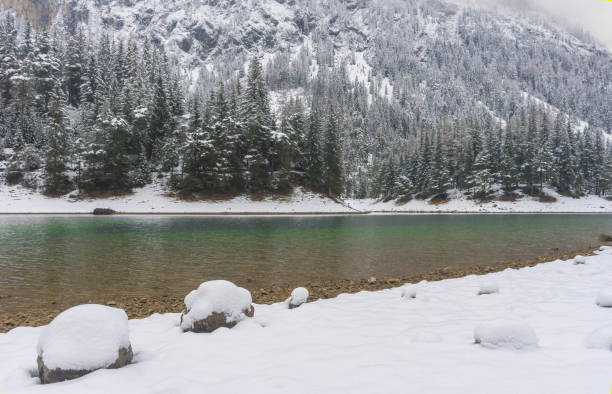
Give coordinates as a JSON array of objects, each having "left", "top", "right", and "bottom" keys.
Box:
[
  {"left": 1, "top": 248, "right": 612, "bottom": 393},
  {"left": 348, "top": 187, "right": 612, "bottom": 213},
  {"left": 0, "top": 184, "right": 356, "bottom": 214},
  {"left": 1, "top": 184, "right": 611, "bottom": 214}
]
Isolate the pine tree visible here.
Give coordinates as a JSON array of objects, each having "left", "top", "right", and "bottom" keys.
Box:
[
  {"left": 323, "top": 105, "right": 343, "bottom": 197},
  {"left": 428, "top": 131, "right": 451, "bottom": 195},
  {"left": 242, "top": 57, "right": 275, "bottom": 192},
  {"left": 211, "top": 84, "right": 233, "bottom": 191},
  {"left": 148, "top": 76, "right": 172, "bottom": 162},
  {"left": 5, "top": 129, "right": 26, "bottom": 184},
  {"left": 81, "top": 104, "right": 131, "bottom": 192},
  {"left": 305, "top": 109, "right": 324, "bottom": 190},
  {"left": 44, "top": 83, "right": 72, "bottom": 195},
  {"left": 64, "top": 31, "right": 85, "bottom": 107},
  {"left": 536, "top": 144, "right": 554, "bottom": 192},
  {"left": 468, "top": 148, "right": 494, "bottom": 196},
  {"left": 555, "top": 125, "right": 576, "bottom": 194},
  {"left": 0, "top": 15, "right": 19, "bottom": 102},
  {"left": 180, "top": 97, "right": 215, "bottom": 193}
]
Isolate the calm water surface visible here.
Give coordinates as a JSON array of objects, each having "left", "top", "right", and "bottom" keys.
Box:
[{"left": 0, "top": 214, "right": 610, "bottom": 311}]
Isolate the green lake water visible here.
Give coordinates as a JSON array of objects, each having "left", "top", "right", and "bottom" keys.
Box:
[{"left": 0, "top": 214, "right": 610, "bottom": 311}]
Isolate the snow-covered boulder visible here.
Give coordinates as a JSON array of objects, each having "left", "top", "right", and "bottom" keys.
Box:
[
  {"left": 478, "top": 282, "right": 499, "bottom": 295},
  {"left": 401, "top": 286, "right": 416, "bottom": 299},
  {"left": 180, "top": 280, "right": 254, "bottom": 333},
  {"left": 287, "top": 287, "right": 309, "bottom": 309},
  {"left": 585, "top": 326, "right": 612, "bottom": 351},
  {"left": 36, "top": 304, "right": 133, "bottom": 384},
  {"left": 474, "top": 321, "right": 539, "bottom": 349},
  {"left": 573, "top": 255, "right": 587, "bottom": 265},
  {"left": 596, "top": 289, "right": 612, "bottom": 308}
]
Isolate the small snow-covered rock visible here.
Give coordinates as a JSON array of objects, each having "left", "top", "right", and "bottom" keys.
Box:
[
  {"left": 596, "top": 289, "right": 612, "bottom": 308},
  {"left": 478, "top": 282, "right": 499, "bottom": 295},
  {"left": 287, "top": 287, "right": 309, "bottom": 309},
  {"left": 36, "top": 304, "right": 133, "bottom": 384},
  {"left": 401, "top": 286, "right": 416, "bottom": 299},
  {"left": 585, "top": 325, "right": 612, "bottom": 351},
  {"left": 474, "top": 321, "right": 539, "bottom": 349},
  {"left": 573, "top": 255, "right": 587, "bottom": 265},
  {"left": 180, "top": 280, "right": 254, "bottom": 333},
  {"left": 368, "top": 277, "right": 377, "bottom": 285}
]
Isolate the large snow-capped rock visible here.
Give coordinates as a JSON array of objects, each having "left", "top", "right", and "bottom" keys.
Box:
[
  {"left": 180, "top": 280, "right": 254, "bottom": 333},
  {"left": 36, "top": 304, "right": 133, "bottom": 384},
  {"left": 287, "top": 287, "right": 309, "bottom": 309}
]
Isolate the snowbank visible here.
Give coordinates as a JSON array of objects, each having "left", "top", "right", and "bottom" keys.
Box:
[
  {"left": 584, "top": 326, "right": 612, "bottom": 351},
  {"left": 348, "top": 187, "right": 612, "bottom": 213},
  {"left": 180, "top": 280, "right": 253, "bottom": 332},
  {"left": 2, "top": 250, "right": 612, "bottom": 393},
  {"left": 36, "top": 305, "right": 130, "bottom": 371},
  {"left": 474, "top": 321, "right": 539, "bottom": 349},
  {"left": 595, "top": 289, "right": 612, "bottom": 308},
  {"left": 287, "top": 287, "right": 309, "bottom": 309},
  {"left": 1, "top": 182, "right": 611, "bottom": 214},
  {"left": 0, "top": 184, "right": 355, "bottom": 214}
]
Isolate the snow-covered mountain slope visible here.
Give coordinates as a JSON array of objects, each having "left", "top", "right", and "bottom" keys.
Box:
[{"left": 39, "top": 0, "right": 611, "bottom": 130}]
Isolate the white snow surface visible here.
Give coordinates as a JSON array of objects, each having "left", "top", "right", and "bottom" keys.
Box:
[
  {"left": 348, "top": 187, "right": 612, "bottom": 213},
  {"left": 478, "top": 282, "right": 500, "bottom": 295},
  {"left": 474, "top": 321, "right": 539, "bottom": 349},
  {"left": 36, "top": 305, "right": 130, "bottom": 371},
  {"left": 0, "top": 184, "right": 354, "bottom": 214},
  {"left": 180, "top": 281, "right": 252, "bottom": 331},
  {"left": 401, "top": 285, "right": 417, "bottom": 299},
  {"left": 584, "top": 325, "right": 612, "bottom": 351},
  {"left": 595, "top": 289, "right": 612, "bottom": 308},
  {"left": 2, "top": 249, "right": 612, "bottom": 393},
  {"left": 1, "top": 183, "right": 611, "bottom": 214},
  {"left": 287, "top": 287, "right": 309, "bottom": 308}
]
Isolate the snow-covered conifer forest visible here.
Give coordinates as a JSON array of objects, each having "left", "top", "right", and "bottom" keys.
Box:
[{"left": 0, "top": 0, "right": 611, "bottom": 202}]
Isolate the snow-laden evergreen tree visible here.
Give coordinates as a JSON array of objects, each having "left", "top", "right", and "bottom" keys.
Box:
[
  {"left": 304, "top": 108, "right": 324, "bottom": 191},
  {"left": 323, "top": 105, "right": 343, "bottom": 197},
  {"left": 428, "top": 131, "right": 451, "bottom": 195},
  {"left": 148, "top": 76, "right": 172, "bottom": 162},
  {"left": 81, "top": 104, "right": 131, "bottom": 192},
  {"left": 242, "top": 58, "right": 275, "bottom": 192},
  {"left": 181, "top": 98, "right": 215, "bottom": 193},
  {"left": 64, "top": 30, "right": 86, "bottom": 107},
  {"left": 44, "top": 83, "right": 72, "bottom": 195}
]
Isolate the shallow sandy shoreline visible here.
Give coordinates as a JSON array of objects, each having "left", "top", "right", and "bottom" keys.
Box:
[{"left": 0, "top": 245, "right": 604, "bottom": 333}]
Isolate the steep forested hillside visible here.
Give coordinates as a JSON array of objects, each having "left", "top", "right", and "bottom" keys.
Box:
[{"left": 0, "top": 0, "right": 611, "bottom": 201}]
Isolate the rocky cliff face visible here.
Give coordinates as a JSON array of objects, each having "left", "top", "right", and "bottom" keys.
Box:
[{"left": 0, "top": 0, "right": 58, "bottom": 28}]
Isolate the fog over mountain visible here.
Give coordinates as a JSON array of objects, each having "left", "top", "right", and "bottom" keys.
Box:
[{"left": 466, "top": 0, "right": 612, "bottom": 51}]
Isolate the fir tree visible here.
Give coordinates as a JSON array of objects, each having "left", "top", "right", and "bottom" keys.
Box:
[
  {"left": 323, "top": 105, "right": 343, "bottom": 197},
  {"left": 44, "top": 83, "right": 72, "bottom": 195},
  {"left": 305, "top": 109, "right": 324, "bottom": 190}
]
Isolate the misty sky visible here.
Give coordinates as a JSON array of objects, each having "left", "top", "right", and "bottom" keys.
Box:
[
  {"left": 458, "top": 0, "right": 612, "bottom": 50},
  {"left": 532, "top": 0, "right": 612, "bottom": 51}
]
